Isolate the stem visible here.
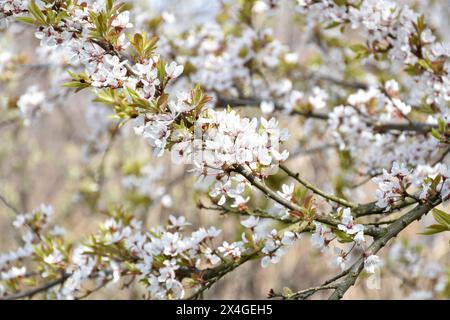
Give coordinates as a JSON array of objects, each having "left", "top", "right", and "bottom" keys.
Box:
[
  {"left": 280, "top": 164, "right": 356, "bottom": 208},
  {"left": 288, "top": 284, "right": 337, "bottom": 300},
  {"left": 328, "top": 196, "right": 442, "bottom": 300},
  {"left": 233, "top": 165, "right": 384, "bottom": 238},
  {"left": 1, "top": 274, "right": 69, "bottom": 300}
]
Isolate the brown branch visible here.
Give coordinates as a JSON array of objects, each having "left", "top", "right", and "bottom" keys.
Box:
[
  {"left": 280, "top": 164, "right": 357, "bottom": 208},
  {"left": 1, "top": 274, "right": 70, "bottom": 300},
  {"left": 328, "top": 195, "right": 442, "bottom": 299},
  {"left": 215, "top": 96, "right": 438, "bottom": 133},
  {"left": 0, "top": 192, "right": 20, "bottom": 215},
  {"left": 233, "top": 165, "right": 385, "bottom": 238},
  {"left": 215, "top": 96, "right": 328, "bottom": 120}
]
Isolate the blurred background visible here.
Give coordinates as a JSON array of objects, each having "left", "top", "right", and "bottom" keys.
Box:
[{"left": 0, "top": 0, "right": 449, "bottom": 299}]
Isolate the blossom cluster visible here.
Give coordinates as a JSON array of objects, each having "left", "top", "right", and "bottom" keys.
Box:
[
  {"left": 59, "top": 212, "right": 224, "bottom": 300},
  {"left": 310, "top": 207, "right": 379, "bottom": 274},
  {"left": 0, "top": 0, "right": 449, "bottom": 300}
]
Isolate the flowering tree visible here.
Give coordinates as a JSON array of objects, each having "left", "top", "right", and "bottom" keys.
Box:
[{"left": 0, "top": 0, "right": 449, "bottom": 300}]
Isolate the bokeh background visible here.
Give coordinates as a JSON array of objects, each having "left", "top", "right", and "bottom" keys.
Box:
[{"left": 1, "top": 0, "right": 449, "bottom": 299}]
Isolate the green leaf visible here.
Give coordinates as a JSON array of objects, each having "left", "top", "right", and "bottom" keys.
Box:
[
  {"left": 63, "top": 81, "right": 90, "bottom": 92},
  {"left": 431, "top": 174, "right": 442, "bottom": 191},
  {"left": 157, "top": 58, "right": 166, "bottom": 83},
  {"left": 350, "top": 44, "right": 367, "bottom": 53},
  {"left": 419, "top": 224, "right": 449, "bottom": 235},
  {"left": 431, "top": 128, "right": 442, "bottom": 140},
  {"left": 350, "top": 44, "right": 369, "bottom": 59},
  {"left": 432, "top": 208, "right": 450, "bottom": 228},
  {"left": 125, "top": 86, "right": 140, "bottom": 100},
  {"left": 282, "top": 287, "right": 293, "bottom": 297},
  {"left": 333, "top": 0, "right": 347, "bottom": 6},
  {"left": 418, "top": 59, "right": 432, "bottom": 71},
  {"left": 334, "top": 230, "right": 353, "bottom": 243},
  {"left": 15, "top": 16, "right": 36, "bottom": 25},
  {"left": 417, "top": 15, "right": 426, "bottom": 33},
  {"left": 106, "top": 0, "right": 114, "bottom": 12},
  {"left": 438, "top": 117, "right": 447, "bottom": 132},
  {"left": 28, "top": 0, "right": 47, "bottom": 25},
  {"left": 325, "top": 21, "right": 340, "bottom": 29}
]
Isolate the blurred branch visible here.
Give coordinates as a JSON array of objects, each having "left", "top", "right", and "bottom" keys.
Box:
[
  {"left": 288, "top": 143, "right": 338, "bottom": 159},
  {"left": 0, "top": 191, "right": 20, "bottom": 215},
  {"left": 305, "top": 73, "right": 368, "bottom": 90},
  {"left": 216, "top": 96, "right": 328, "bottom": 120},
  {"left": 433, "top": 146, "right": 450, "bottom": 166},
  {"left": 0, "top": 117, "right": 20, "bottom": 130},
  {"left": 215, "top": 96, "right": 438, "bottom": 133}
]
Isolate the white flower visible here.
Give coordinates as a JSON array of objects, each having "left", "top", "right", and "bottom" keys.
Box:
[
  {"left": 203, "top": 248, "right": 221, "bottom": 266},
  {"left": 391, "top": 162, "right": 411, "bottom": 178},
  {"left": 284, "top": 52, "right": 298, "bottom": 64},
  {"left": 260, "top": 256, "right": 271, "bottom": 268},
  {"left": 420, "top": 29, "right": 436, "bottom": 43},
  {"left": 17, "top": 86, "right": 47, "bottom": 126},
  {"left": 207, "top": 226, "right": 221, "bottom": 238},
  {"left": 311, "top": 222, "right": 329, "bottom": 249},
  {"left": 337, "top": 208, "right": 365, "bottom": 243},
  {"left": 308, "top": 87, "right": 328, "bottom": 110},
  {"left": 111, "top": 11, "right": 133, "bottom": 29},
  {"left": 260, "top": 100, "right": 275, "bottom": 114},
  {"left": 332, "top": 255, "right": 346, "bottom": 271},
  {"left": 277, "top": 183, "right": 294, "bottom": 200},
  {"left": 261, "top": 246, "right": 287, "bottom": 268},
  {"left": 241, "top": 216, "right": 260, "bottom": 229},
  {"left": 1, "top": 266, "right": 26, "bottom": 280},
  {"left": 166, "top": 61, "right": 184, "bottom": 79},
  {"left": 385, "top": 79, "right": 399, "bottom": 96},
  {"left": 218, "top": 241, "right": 242, "bottom": 259},
  {"left": 168, "top": 215, "right": 191, "bottom": 229},
  {"left": 281, "top": 231, "right": 299, "bottom": 246},
  {"left": 373, "top": 162, "right": 411, "bottom": 210},
  {"left": 419, "top": 182, "right": 431, "bottom": 200},
  {"left": 364, "top": 254, "right": 381, "bottom": 274},
  {"left": 391, "top": 98, "right": 411, "bottom": 115},
  {"left": 13, "top": 214, "right": 27, "bottom": 229},
  {"left": 354, "top": 231, "right": 365, "bottom": 245},
  {"left": 44, "top": 249, "right": 64, "bottom": 265},
  {"left": 253, "top": 1, "right": 269, "bottom": 13},
  {"left": 161, "top": 195, "right": 173, "bottom": 208}
]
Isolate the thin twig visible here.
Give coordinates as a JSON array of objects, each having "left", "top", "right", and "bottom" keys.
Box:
[
  {"left": 233, "top": 165, "right": 385, "bottom": 238},
  {"left": 280, "top": 164, "right": 357, "bottom": 208},
  {"left": 0, "top": 192, "right": 20, "bottom": 214},
  {"left": 215, "top": 96, "right": 438, "bottom": 133},
  {"left": 1, "top": 274, "right": 69, "bottom": 300}
]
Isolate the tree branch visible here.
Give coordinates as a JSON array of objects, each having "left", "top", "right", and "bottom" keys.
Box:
[
  {"left": 328, "top": 196, "right": 442, "bottom": 299},
  {"left": 0, "top": 192, "right": 20, "bottom": 215},
  {"left": 1, "top": 274, "right": 69, "bottom": 300},
  {"left": 280, "top": 164, "right": 357, "bottom": 208},
  {"left": 233, "top": 165, "right": 384, "bottom": 238},
  {"left": 215, "top": 96, "right": 438, "bottom": 133}
]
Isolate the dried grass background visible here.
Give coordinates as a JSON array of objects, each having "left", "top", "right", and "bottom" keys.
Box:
[{"left": 1, "top": 1, "right": 449, "bottom": 299}]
